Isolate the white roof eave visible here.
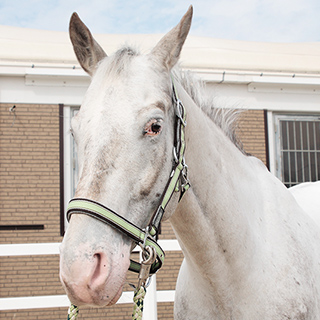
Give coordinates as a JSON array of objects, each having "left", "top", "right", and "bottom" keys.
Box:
[{"left": 1, "top": 25, "right": 320, "bottom": 84}]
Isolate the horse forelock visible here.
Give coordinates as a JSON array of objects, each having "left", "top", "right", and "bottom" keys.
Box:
[{"left": 100, "top": 46, "right": 140, "bottom": 78}]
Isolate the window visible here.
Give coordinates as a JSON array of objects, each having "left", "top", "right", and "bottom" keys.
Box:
[{"left": 274, "top": 114, "right": 320, "bottom": 187}]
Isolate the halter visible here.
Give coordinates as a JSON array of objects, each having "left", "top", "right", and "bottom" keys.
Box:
[{"left": 66, "top": 79, "right": 190, "bottom": 319}]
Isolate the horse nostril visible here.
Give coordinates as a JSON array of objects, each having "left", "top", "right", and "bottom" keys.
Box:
[
  {"left": 93, "top": 252, "right": 101, "bottom": 263},
  {"left": 92, "top": 253, "right": 101, "bottom": 279},
  {"left": 90, "top": 252, "right": 109, "bottom": 288}
]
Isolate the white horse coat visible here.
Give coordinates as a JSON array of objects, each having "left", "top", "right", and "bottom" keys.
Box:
[
  {"left": 171, "top": 83, "right": 320, "bottom": 319},
  {"left": 60, "top": 6, "right": 320, "bottom": 319}
]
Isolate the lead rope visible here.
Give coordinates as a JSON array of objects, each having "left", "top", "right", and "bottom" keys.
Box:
[
  {"left": 67, "top": 304, "right": 79, "bottom": 320},
  {"left": 131, "top": 246, "right": 156, "bottom": 320},
  {"left": 132, "top": 286, "right": 146, "bottom": 319}
]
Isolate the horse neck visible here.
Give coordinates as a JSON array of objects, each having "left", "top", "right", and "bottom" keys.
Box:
[{"left": 170, "top": 82, "right": 265, "bottom": 287}]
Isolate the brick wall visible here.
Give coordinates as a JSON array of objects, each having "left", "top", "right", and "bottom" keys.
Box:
[
  {"left": 0, "top": 103, "right": 140, "bottom": 319},
  {"left": 0, "top": 103, "right": 62, "bottom": 244},
  {"left": 1, "top": 104, "right": 267, "bottom": 319},
  {"left": 238, "top": 109, "right": 267, "bottom": 165}
]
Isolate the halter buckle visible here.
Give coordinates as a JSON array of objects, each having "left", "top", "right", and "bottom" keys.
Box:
[
  {"left": 175, "top": 98, "right": 187, "bottom": 126},
  {"left": 173, "top": 148, "right": 179, "bottom": 164}
]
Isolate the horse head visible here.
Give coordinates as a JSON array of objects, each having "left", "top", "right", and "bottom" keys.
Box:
[{"left": 59, "top": 6, "right": 193, "bottom": 307}]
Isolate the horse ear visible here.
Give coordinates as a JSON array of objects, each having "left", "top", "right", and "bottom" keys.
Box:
[
  {"left": 150, "top": 5, "right": 193, "bottom": 70},
  {"left": 69, "top": 13, "right": 107, "bottom": 76}
]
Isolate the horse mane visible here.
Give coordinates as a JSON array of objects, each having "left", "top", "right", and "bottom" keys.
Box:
[{"left": 173, "top": 67, "right": 246, "bottom": 154}]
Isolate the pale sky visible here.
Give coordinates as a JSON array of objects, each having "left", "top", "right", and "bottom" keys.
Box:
[{"left": 0, "top": 0, "right": 319, "bottom": 42}]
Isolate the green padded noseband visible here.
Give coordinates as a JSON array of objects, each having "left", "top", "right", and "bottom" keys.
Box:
[{"left": 67, "top": 198, "right": 164, "bottom": 274}]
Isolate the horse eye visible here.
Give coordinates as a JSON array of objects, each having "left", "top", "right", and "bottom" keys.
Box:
[
  {"left": 144, "top": 119, "right": 162, "bottom": 136},
  {"left": 151, "top": 123, "right": 161, "bottom": 133}
]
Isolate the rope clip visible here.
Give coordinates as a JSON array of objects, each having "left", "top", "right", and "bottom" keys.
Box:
[{"left": 137, "top": 246, "right": 156, "bottom": 289}]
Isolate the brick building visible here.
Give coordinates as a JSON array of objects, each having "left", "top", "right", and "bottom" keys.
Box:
[{"left": 1, "top": 25, "right": 319, "bottom": 319}]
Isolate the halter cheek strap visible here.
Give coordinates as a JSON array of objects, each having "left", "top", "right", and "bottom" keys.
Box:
[{"left": 147, "top": 78, "right": 190, "bottom": 237}]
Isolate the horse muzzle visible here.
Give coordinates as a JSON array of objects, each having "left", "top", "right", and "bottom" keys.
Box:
[{"left": 59, "top": 214, "right": 131, "bottom": 307}]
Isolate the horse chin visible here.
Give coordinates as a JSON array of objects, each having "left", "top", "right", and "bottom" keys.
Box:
[
  {"left": 90, "top": 279, "right": 125, "bottom": 307},
  {"left": 107, "top": 283, "right": 124, "bottom": 306},
  {"left": 66, "top": 276, "right": 126, "bottom": 308}
]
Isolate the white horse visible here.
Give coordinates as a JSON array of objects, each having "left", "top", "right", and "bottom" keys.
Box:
[{"left": 60, "top": 6, "right": 320, "bottom": 319}]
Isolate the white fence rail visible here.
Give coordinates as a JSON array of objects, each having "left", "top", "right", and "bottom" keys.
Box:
[
  {"left": 0, "top": 240, "right": 181, "bottom": 257},
  {"left": 0, "top": 290, "right": 176, "bottom": 311},
  {"left": 0, "top": 240, "right": 181, "bottom": 314}
]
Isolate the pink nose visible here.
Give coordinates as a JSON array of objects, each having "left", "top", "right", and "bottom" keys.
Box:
[
  {"left": 60, "top": 247, "right": 111, "bottom": 306},
  {"left": 59, "top": 215, "right": 131, "bottom": 306}
]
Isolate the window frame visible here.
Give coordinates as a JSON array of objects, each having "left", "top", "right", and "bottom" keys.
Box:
[
  {"left": 274, "top": 113, "right": 320, "bottom": 187},
  {"left": 61, "top": 105, "right": 80, "bottom": 235}
]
